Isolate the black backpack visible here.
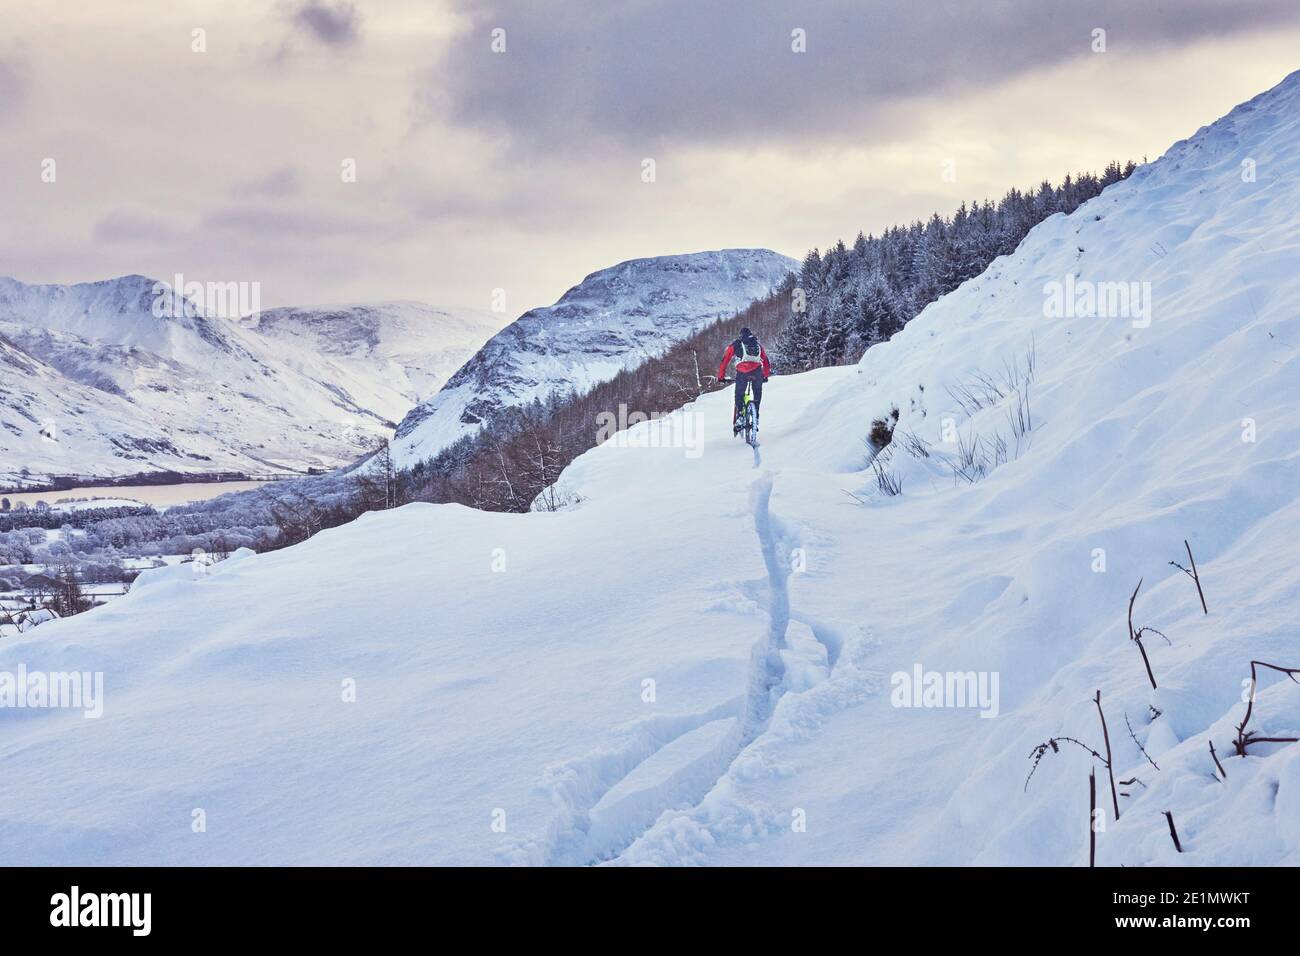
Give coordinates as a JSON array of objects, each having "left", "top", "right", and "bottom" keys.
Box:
[{"left": 734, "top": 333, "right": 761, "bottom": 364}]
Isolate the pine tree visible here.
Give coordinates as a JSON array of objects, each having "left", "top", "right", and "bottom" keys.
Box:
[{"left": 770, "top": 159, "right": 1136, "bottom": 365}]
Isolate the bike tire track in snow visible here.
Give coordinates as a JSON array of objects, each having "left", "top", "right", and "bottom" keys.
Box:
[
  {"left": 498, "top": 696, "right": 744, "bottom": 866},
  {"left": 737, "top": 471, "right": 792, "bottom": 740},
  {"left": 600, "top": 472, "right": 876, "bottom": 865},
  {"left": 512, "top": 470, "right": 879, "bottom": 866},
  {"left": 552, "top": 472, "right": 793, "bottom": 865}
]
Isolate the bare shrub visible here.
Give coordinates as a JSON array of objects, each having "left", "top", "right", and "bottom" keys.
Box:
[
  {"left": 871, "top": 456, "right": 904, "bottom": 496},
  {"left": 952, "top": 431, "right": 991, "bottom": 485},
  {"left": 896, "top": 429, "right": 932, "bottom": 459},
  {"left": 946, "top": 372, "right": 1005, "bottom": 417},
  {"left": 1006, "top": 383, "right": 1032, "bottom": 444},
  {"left": 1234, "top": 660, "right": 1300, "bottom": 757},
  {"left": 869, "top": 405, "right": 900, "bottom": 449}
]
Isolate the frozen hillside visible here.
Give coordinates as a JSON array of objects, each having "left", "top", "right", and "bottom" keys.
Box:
[
  {"left": 3, "top": 73, "right": 1300, "bottom": 866},
  {"left": 0, "top": 277, "right": 496, "bottom": 487},
  {"left": 390, "top": 249, "right": 796, "bottom": 467},
  {"left": 239, "top": 301, "right": 497, "bottom": 407}
]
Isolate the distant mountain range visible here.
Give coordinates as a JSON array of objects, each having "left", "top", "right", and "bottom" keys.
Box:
[
  {"left": 0, "top": 249, "right": 796, "bottom": 488},
  {"left": 391, "top": 248, "right": 797, "bottom": 467},
  {"left": 0, "top": 275, "right": 498, "bottom": 488}
]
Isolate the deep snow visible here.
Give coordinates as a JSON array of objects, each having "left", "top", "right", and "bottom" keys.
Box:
[{"left": 2, "top": 73, "right": 1300, "bottom": 866}]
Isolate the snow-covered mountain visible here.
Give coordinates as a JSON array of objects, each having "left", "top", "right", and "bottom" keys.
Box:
[
  {"left": 5, "top": 72, "right": 1300, "bottom": 866},
  {"left": 391, "top": 249, "right": 797, "bottom": 467},
  {"left": 0, "top": 277, "right": 497, "bottom": 487},
  {"left": 238, "top": 301, "right": 495, "bottom": 408}
]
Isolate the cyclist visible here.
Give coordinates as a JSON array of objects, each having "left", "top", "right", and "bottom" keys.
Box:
[{"left": 717, "top": 326, "right": 771, "bottom": 435}]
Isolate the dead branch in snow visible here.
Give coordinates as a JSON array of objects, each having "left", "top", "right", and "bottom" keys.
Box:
[
  {"left": 1089, "top": 769, "right": 1098, "bottom": 868},
  {"left": 1094, "top": 691, "right": 1121, "bottom": 822},
  {"left": 1026, "top": 735, "right": 1103, "bottom": 792},
  {"left": 1124, "top": 711, "right": 1160, "bottom": 772},
  {"left": 1127, "top": 579, "right": 1160, "bottom": 690},
  {"left": 1164, "top": 811, "right": 1183, "bottom": 853},
  {"left": 1234, "top": 660, "right": 1300, "bottom": 757},
  {"left": 1209, "top": 740, "right": 1227, "bottom": 781},
  {"left": 1118, "top": 775, "right": 1147, "bottom": 797},
  {"left": 1168, "top": 539, "right": 1208, "bottom": 614}
]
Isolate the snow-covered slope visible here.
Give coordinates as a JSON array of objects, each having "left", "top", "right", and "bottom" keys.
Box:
[
  {"left": 390, "top": 249, "right": 796, "bottom": 467},
  {"left": 4, "top": 74, "right": 1300, "bottom": 866},
  {"left": 0, "top": 277, "right": 496, "bottom": 487},
  {"left": 239, "top": 301, "right": 497, "bottom": 409}
]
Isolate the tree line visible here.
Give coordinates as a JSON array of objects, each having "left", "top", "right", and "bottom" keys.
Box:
[
  {"left": 774, "top": 160, "right": 1138, "bottom": 369},
  {"left": 0, "top": 503, "right": 157, "bottom": 532}
]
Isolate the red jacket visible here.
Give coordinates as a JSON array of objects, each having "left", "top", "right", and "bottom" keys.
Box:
[{"left": 718, "top": 342, "right": 770, "bottom": 380}]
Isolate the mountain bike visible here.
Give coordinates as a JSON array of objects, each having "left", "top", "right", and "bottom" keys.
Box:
[{"left": 721, "top": 378, "right": 760, "bottom": 447}]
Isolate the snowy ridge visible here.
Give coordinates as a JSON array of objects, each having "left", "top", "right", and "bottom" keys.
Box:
[
  {"left": 0, "top": 278, "right": 498, "bottom": 486},
  {"left": 3, "top": 73, "right": 1300, "bottom": 864},
  {"left": 390, "top": 249, "right": 797, "bottom": 468},
  {"left": 239, "top": 301, "right": 496, "bottom": 406}
]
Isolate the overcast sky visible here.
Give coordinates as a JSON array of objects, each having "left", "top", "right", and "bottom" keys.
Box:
[{"left": 1, "top": 1, "right": 1298, "bottom": 316}]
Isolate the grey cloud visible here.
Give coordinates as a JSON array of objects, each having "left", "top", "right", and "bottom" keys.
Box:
[
  {"left": 428, "top": 0, "right": 1300, "bottom": 151},
  {"left": 234, "top": 166, "right": 304, "bottom": 198},
  {"left": 201, "top": 205, "right": 383, "bottom": 238},
  {"left": 408, "top": 180, "right": 613, "bottom": 231},
  {"left": 92, "top": 211, "right": 185, "bottom": 244},
  {"left": 0, "top": 53, "right": 28, "bottom": 119},
  {"left": 291, "top": 1, "right": 362, "bottom": 49}
]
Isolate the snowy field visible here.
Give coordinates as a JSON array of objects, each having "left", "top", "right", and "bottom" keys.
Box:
[
  {"left": 2, "top": 74, "right": 1299, "bottom": 866},
  {"left": 1, "top": 495, "right": 149, "bottom": 514},
  {"left": 0, "top": 554, "right": 182, "bottom": 638}
]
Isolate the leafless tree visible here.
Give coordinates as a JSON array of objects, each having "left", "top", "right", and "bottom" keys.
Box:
[
  {"left": 355, "top": 437, "right": 400, "bottom": 512},
  {"left": 43, "top": 563, "right": 92, "bottom": 617}
]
